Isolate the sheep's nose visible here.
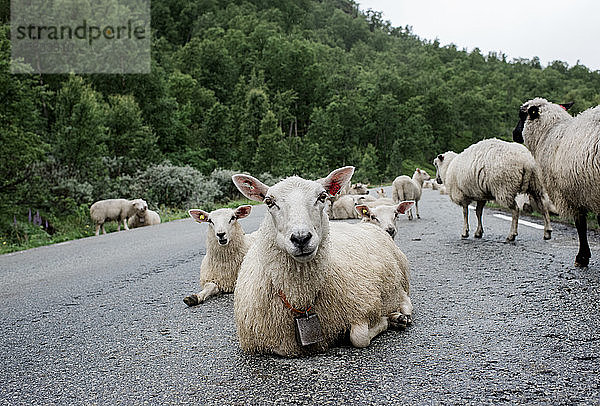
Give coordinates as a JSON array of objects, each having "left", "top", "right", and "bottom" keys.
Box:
[
  {"left": 290, "top": 231, "right": 312, "bottom": 247},
  {"left": 216, "top": 232, "right": 226, "bottom": 239}
]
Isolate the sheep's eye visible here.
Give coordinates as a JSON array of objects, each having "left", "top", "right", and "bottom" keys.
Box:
[
  {"left": 264, "top": 197, "right": 276, "bottom": 208},
  {"left": 317, "top": 192, "right": 328, "bottom": 203},
  {"left": 207, "top": 218, "right": 213, "bottom": 224},
  {"left": 229, "top": 216, "right": 236, "bottom": 223}
]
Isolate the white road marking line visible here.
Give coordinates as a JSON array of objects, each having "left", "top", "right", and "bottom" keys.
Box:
[{"left": 468, "top": 205, "right": 545, "bottom": 230}]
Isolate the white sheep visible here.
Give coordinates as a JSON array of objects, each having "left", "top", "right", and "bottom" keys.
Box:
[
  {"left": 349, "top": 182, "right": 369, "bottom": 195},
  {"left": 127, "top": 202, "right": 161, "bottom": 229},
  {"left": 391, "top": 168, "right": 431, "bottom": 220},
  {"left": 329, "top": 194, "right": 375, "bottom": 220},
  {"left": 376, "top": 188, "right": 387, "bottom": 198},
  {"left": 354, "top": 201, "right": 415, "bottom": 238},
  {"left": 183, "top": 205, "right": 253, "bottom": 306},
  {"left": 513, "top": 98, "right": 600, "bottom": 266},
  {"left": 433, "top": 138, "right": 552, "bottom": 242},
  {"left": 89, "top": 198, "right": 147, "bottom": 236},
  {"left": 231, "top": 167, "right": 412, "bottom": 357}
]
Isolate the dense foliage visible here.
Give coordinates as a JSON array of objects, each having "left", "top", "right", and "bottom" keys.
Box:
[{"left": 3, "top": 0, "right": 600, "bottom": 248}]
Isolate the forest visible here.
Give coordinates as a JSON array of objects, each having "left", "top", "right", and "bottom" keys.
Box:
[{"left": 2, "top": 0, "right": 600, "bottom": 251}]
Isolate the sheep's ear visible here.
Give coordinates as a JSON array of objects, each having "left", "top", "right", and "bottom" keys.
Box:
[
  {"left": 355, "top": 204, "right": 372, "bottom": 219},
  {"left": 527, "top": 105, "right": 540, "bottom": 120},
  {"left": 559, "top": 102, "right": 574, "bottom": 111},
  {"left": 396, "top": 201, "right": 415, "bottom": 215},
  {"left": 416, "top": 168, "right": 420, "bottom": 173},
  {"left": 189, "top": 209, "right": 210, "bottom": 223},
  {"left": 234, "top": 205, "right": 252, "bottom": 219},
  {"left": 437, "top": 154, "right": 444, "bottom": 162},
  {"left": 232, "top": 174, "right": 269, "bottom": 202},
  {"left": 320, "top": 166, "right": 354, "bottom": 196}
]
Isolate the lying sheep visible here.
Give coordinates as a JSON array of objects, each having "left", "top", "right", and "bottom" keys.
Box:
[
  {"left": 391, "top": 168, "right": 431, "bottom": 220},
  {"left": 434, "top": 138, "right": 552, "bottom": 242},
  {"left": 329, "top": 194, "right": 375, "bottom": 220},
  {"left": 184, "top": 205, "right": 253, "bottom": 306},
  {"left": 127, "top": 201, "right": 161, "bottom": 228},
  {"left": 349, "top": 182, "right": 369, "bottom": 195},
  {"left": 90, "top": 198, "right": 147, "bottom": 236},
  {"left": 232, "top": 167, "right": 412, "bottom": 357},
  {"left": 354, "top": 201, "right": 415, "bottom": 238},
  {"left": 513, "top": 98, "right": 600, "bottom": 266}
]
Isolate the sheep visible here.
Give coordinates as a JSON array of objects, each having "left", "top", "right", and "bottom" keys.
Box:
[
  {"left": 433, "top": 138, "right": 552, "bottom": 242},
  {"left": 513, "top": 98, "right": 600, "bottom": 266},
  {"left": 183, "top": 205, "right": 253, "bottom": 306},
  {"left": 391, "top": 168, "right": 431, "bottom": 220},
  {"left": 329, "top": 194, "right": 375, "bottom": 220},
  {"left": 422, "top": 180, "right": 433, "bottom": 189},
  {"left": 376, "top": 188, "right": 387, "bottom": 198},
  {"left": 349, "top": 182, "right": 369, "bottom": 195},
  {"left": 354, "top": 201, "right": 415, "bottom": 238},
  {"left": 231, "top": 166, "right": 412, "bottom": 357},
  {"left": 127, "top": 201, "right": 161, "bottom": 229},
  {"left": 89, "top": 198, "right": 147, "bottom": 236}
]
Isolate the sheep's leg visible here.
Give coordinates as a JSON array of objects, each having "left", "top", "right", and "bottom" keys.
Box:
[
  {"left": 117, "top": 220, "right": 121, "bottom": 232},
  {"left": 349, "top": 317, "right": 388, "bottom": 348},
  {"left": 575, "top": 208, "right": 590, "bottom": 267},
  {"left": 95, "top": 224, "right": 101, "bottom": 236},
  {"left": 123, "top": 218, "right": 130, "bottom": 231},
  {"left": 101, "top": 224, "right": 106, "bottom": 235},
  {"left": 183, "top": 282, "right": 220, "bottom": 306},
  {"left": 531, "top": 194, "right": 552, "bottom": 240},
  {"left": 474, "top": 200, "right": 485, "bottom": 238},
  {"left": 415, "top": 201, "right": 420, "bottom": 219},
  {"left": 461, "top": 205, "right": 469, "bottom": 238},
  {"left": 506, "top": 206, "right": 519, "bottom": 242},
  {"left": 388, "top": 293, "right": 413, "bottom": 329}
]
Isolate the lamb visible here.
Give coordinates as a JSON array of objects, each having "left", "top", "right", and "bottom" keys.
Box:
[
  {"left": 127, "top": 201, "right": 161, "bottom": 228},
  {"left": 433, "top": 138, "right": 552, "bottom": 242},
  {"left": 183, "top": 205, "right": 253, "bottom": 306},
  {"left": 391, "top": 168, "right": 431, "bottom": 220},
  {"left": 231, "top": 167, "right": 413, "bottom": 357},
  {"left": 354, "top": 201, "right": 415, "bottom": 238},
  {"left": 513, "top": 98, "right": 600, "bottom": 266},
  {"left": 89, "top": 198, "right": 147, "bottom": 236}
]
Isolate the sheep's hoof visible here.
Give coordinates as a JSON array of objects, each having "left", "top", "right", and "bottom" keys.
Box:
[
  {"left": 461, "top": 232, "right": 469, "bottom": 239},
  {"left": 474, "top": 231, "right": 483, "bottom": 238},
  {"left": 505, "top": 235, "right": 516, "bottom": 243},
  {"left": 388, "top": 313, "right": 410, "bottom": 329},
  {"left": 183, "top": 294, "right": 200, "bottom": 307},
  {"left": 575, "top": 254, "right": 590, "bottom": 268},
  {"left": 543, "top": 231, "right": 552, "bottom": 240},
  {"left": 416, "top": 214, "right": 420, "bottom": 219}
]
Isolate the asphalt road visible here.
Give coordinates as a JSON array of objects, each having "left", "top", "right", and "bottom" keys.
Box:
[{"left": 1, "top": 188, "right": 599, "bottom": 405}]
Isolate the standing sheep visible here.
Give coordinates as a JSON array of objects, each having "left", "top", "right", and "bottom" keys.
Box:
[
  {"left": 391, "top": 168, "right": 431, "bottom": 220},
  {"left": 433, "top": 138, "right": 552, "bottom": 242},
  {"left": 231, "top": 167, "right": 413, "bottom": 357},
  {"left": 90, "top": 198, "right": 147, "bottom": 236},
  {"left": 184, "top": 205, "right": 253, "bottom": 306},
  {"left": 354, "top": 201, "right": 415, "bottom": 238},
  {"left": 513, "top": 98, "right": 600, "bottom": 266}
]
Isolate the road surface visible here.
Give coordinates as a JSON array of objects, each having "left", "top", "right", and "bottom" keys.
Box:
[{"left": 1, "top": 188, "right": 599, "bottom": 405}]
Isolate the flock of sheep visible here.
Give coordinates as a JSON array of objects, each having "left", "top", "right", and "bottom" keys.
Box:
[{"left": 90, "top": 97, "right": 599, "bottom": 357}]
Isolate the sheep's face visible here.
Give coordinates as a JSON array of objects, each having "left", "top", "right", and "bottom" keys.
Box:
[
  {"left": 233, "top": 167, "right": 355, "bottom": 263},
  {"left": 189, "top": 206, "right": 251, "bottom": 246},
  {"left": 132, "top": 199, "right": 148, "bottom": 214},
  {"left": 413, "top": 168, "right": 431, "bottom": 184},
  {"left": 433, "top": 155, "right": 445, "bottom": 184},
  {"left": 355, "top": 201, "right": 414, "bottom": 239},
  {"left": 513, "top": 98, "right": 574, "bottom": 145}
]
